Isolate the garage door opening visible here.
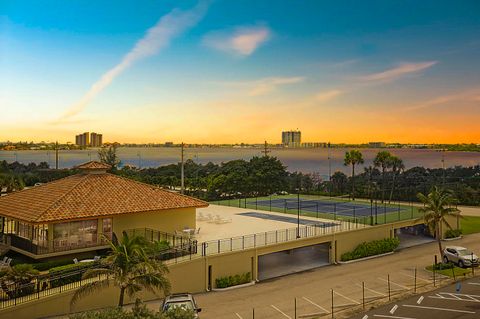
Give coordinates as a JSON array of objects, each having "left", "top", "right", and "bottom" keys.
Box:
[
  {"left": 396, "top": 224, "right": 434, "bottom": 249},
  {"left": 258, "top": 243, "right": 330, "bottom": 281}
]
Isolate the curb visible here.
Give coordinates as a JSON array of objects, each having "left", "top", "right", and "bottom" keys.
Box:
[
  {"left": 211, "top": 281, "right": 256, "bottom": 291},
  {"left": 337, "top": 251, "right": 395, "bottom": 264}
]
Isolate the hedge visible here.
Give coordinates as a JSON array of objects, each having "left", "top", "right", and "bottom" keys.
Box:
[
  {"left": 445, "top": 229, "right": 462, "bottom": 239},
  {"left": 49, "top": 262, "right": 95, "bottom": 288},
  {"left": 215, "top": 272, "right": 251, "bottom": 289},
  {"left": 340, "top": 238, "right": 400, "bottom": 262},
  {"left": 32, "top": 259, "right": 74, "bottom": 272}
]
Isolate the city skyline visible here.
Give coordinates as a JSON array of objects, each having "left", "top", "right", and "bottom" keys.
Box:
[{"left": 2, "top": 1, "right": 480, "bottom": 144}]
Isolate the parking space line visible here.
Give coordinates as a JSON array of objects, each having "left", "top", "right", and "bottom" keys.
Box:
[
  {"left": 302, "top": 296, "right": 329, "bottom": 314},
  {"left": 403, "top": 304, "right": 476, "bottom": 314},
  {"left": 271, "top": 305, "right": 292, "bottom": 318},
  {"left": 235, "top": 313, "right": 243, "bottom": 319},
  {"left": 378, "top": 277, "right": 410, "bottom": 290},
  {"left": 373, "top": 315, "right": 416, "bottom": 319},
  {"left": 389, "top": 305, "right": 398, "bottom": 314},
  {"left": 417, "top": 296, "right": 424, "bottom": 304},
  {"left": 334, "top": 291, "right": 361, "bottom": 305},
  {"left": 355, "top": 283, "right": 386, "bottom": 297},
  {"left": 430, "top": 292, "right": 480, "bottom": 302},
  {"left": 399, "top": 272, "right": 430, "bottom": 283},
  {"left": 468, "top": 282, "right": 480, "bottom": 286}
]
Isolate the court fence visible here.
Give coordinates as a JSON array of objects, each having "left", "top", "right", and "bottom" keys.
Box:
[{"left": 211, "top": 193, "right": 424, "bottom": 226}]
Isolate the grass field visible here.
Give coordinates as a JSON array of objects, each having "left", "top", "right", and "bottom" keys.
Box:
[
  {"left": 460, "top": 216, "right": 480, "bottom": 235},
  {"left": 425, "top": 265, "right": 474, "bottom": 278},
  {"left": 211, "top": 194, "right": 423, "bottom": 225}
]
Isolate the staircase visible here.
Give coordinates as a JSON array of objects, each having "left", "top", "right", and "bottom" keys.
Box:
[{"left": 0, "top": 243, "right": 10, "bottom": 256}]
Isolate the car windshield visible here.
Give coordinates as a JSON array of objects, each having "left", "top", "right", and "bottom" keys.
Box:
[
  {"left": 164, "top": 300, "right": 194, "bottom": 311},
  {"left": 458, "top": 249, "right": 473, "bottom": 256}
]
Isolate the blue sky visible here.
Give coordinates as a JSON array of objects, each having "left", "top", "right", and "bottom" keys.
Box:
[{"left": 1, "top": 0, "right": 480, "bottom": 143}]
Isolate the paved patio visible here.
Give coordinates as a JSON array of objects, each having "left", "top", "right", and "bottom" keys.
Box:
[{"left": 193, "top": 204, "right": 345, "bottom": 243}]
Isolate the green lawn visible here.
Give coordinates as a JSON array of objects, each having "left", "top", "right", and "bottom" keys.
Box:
[
  {"left": 461, "top": 216, "right": 480, "bottom": 235},
  {"left": 425, "top": 265, "right": 473, "bottom": 278}
]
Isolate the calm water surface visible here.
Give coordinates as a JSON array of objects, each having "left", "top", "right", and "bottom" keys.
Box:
[{"left": 1, "top": 148, "right": 479, "bottom": 178}]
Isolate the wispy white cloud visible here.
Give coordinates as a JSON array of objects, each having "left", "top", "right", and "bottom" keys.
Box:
[
  {"left": 403, "top": 88, "right": 480, "bottom": 112},
  {"left": 203, "top": 25, "right": 271, "bottom": 56},
  {"left": 315, "top": 89, "right": 343, "bottom": 103},
  {"left": 216, "top": 76, "right": 304, "bottom": 96},
  {"left": 359, "top": 61, "right": 437, "bottom": 82},
  {"left": 55, "top": 1, "right": 209, "bottom": 123}
]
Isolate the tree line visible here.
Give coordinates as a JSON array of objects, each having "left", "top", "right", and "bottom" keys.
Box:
[{"left": 1, "top": 147, "right": 480, "bottom": 205}]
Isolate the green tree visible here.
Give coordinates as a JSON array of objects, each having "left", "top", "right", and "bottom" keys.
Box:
[
  {"left": 388, "top": 156, "right": 404, "bottom": 202},
  {"left": 71, "top": 232, "right": 171, "bottom": 308},
  {"left": 98, "top": 145, "right": 121, "bottom": 169},
  {"left": 417, "top": 187, "right": 461, "bottom": 259},
  {"left": 373, "top": 151, "right": 393, "bottom": 203},
  {"left": 0, "top": 174, "right": 25, "bottom": 193},
  {"left": 331, "top": 171, "right": 348, "bottom": 194},
  {"left": 344, "top": 150, "right": 364, "bottom": 200}
]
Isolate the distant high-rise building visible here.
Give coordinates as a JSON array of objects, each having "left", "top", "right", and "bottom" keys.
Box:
[
  {"left": 75, "top": 132, "right": 102, "bottom": 147},
  {"left": 282, "top": 130, "right": 301, "bottom": 147},
  {"left": 368, "top": 142, "right": 386, "bottom": 148},
  {"left": 90, "top": 133, "right": 103, "bottom": 147}
]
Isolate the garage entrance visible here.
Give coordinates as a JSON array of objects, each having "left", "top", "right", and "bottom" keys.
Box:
[
  {"left": 258, "top": 243, "right": 330, "bottom": 281},
  {"left": 396, "top": 224, "right": 435, "bottom": 249}
]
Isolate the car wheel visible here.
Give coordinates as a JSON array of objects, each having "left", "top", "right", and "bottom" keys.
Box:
[
  {"left": 443, "top": 256, "right": 449, "bottom": 264},
  {"left": 458, "top": 260, "right": 464, "bottom": 268}
]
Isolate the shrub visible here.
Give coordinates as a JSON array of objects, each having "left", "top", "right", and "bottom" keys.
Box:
[
  {"left": 340, "top": 238, "right": 400, "bottom": 262},
  {"left": 32, "top": 259, "right": 74, "bottom": 271},
  {"left": 49, "top": 262, "right": 95, "bottom": 288},
  {"left": 69, "top": 299, "right": 196, "bottom": 319},
  {"left": 215, "top": 272, "right": 251, "bottom": 289},
  {"left": 445, "top": 228, "right": 462, "bottom": 239}
]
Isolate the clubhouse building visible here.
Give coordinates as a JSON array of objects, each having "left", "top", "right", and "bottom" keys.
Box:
[{"left": 0, "top": 161, "right": 208, "bottom": 259}]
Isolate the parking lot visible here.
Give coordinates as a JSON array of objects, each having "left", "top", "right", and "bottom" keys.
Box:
[
  {"left": 352, "top": 277, "right": 480, "bottom": 319},
  {"left": 227, "top": 267, "right": 452, "bottom": 319}
]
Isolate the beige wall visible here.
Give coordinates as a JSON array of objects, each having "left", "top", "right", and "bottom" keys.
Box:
[
  {"left": 112, "top": 208, "right": 196, "bottom": 236},
  {"left": 1, "top": 218, "right": 454, "bottom": 319}
]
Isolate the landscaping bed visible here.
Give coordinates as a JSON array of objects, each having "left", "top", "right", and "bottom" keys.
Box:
[{"left": 340, "top": 238, "right": 400, "bottom": 262}]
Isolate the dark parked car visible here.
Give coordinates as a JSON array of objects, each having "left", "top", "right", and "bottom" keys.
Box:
[{"left": 161, "top": 293, "right": 202, "bottom": 318}]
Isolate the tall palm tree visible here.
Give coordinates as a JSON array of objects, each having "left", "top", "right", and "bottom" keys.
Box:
[
  {"left": 417, "top": 187, "right": 461, "bottom": 260},
  {"left": 373, "top": 151, "right": 392, "bottom": 203},
  {"left": 388, "top": 156, "right": 404, "bottom": 203},
  {"left": 71, "top": 232, "right": 171, "bottom": 308},
  {"left": 344, "top": 150, "right": 364, "bottom": 200}
]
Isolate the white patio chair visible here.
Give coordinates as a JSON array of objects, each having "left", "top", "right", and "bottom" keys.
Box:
[
  {"left": 93, "top": 256, "right": 101, "bottom": 262},
  {"left": 1, "top": 256, "right": 7, "bottom": 264},
  {"left": 5, "top": 258, "right": 12, "bottom": 266},
  {"left": 73, "top": 258, "right": 79, "bottom": 264}
]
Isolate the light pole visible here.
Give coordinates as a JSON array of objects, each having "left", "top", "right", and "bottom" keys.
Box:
[
  {"left": 328, "top": 142, "right": 332, "bottom": 197},
  {"left": 297, "top": 192, "right": 300, "bottom": 238}
]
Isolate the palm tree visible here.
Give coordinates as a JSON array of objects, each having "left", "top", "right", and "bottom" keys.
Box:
[
  {"left": 344, "top": 150, "right": 364, "bottom": 200},
  {"left": 0, "top": 174, "right": 24, "bottom": 194},
  {"left": 417, "top": 187, "right": 461, "bottom": 260},
  {"left": 373, "top": 151, "right": 392, "bottom": 203},
  {"left": 71, "top": 232, "right": 171, "bottom": 308},
  {"left": 388, "top": 156, "right": 404, "bottom": 203}
]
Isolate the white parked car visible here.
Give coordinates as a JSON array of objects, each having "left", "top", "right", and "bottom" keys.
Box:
[{"left": 443, "top": 246, "right": 479, "bottom": 268}]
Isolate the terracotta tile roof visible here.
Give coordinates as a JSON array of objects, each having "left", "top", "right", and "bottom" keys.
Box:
[
  {"left": 75, "top": 161, "right": 112, "bottom": 170},
  {"left": 0, "top": 172, "right": 208, "bottom": 223}
]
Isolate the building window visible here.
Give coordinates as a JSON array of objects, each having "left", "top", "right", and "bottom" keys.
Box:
[
  {"left": 102, "top": 218, "right": 112, "bottom": 240},
  {"left": 53, "top": 219, "right": 98, "bottom": 250}
]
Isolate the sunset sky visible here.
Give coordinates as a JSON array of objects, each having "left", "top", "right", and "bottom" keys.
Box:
[{"left": 1, "top": 0, "right": 480, "bottom": 144}]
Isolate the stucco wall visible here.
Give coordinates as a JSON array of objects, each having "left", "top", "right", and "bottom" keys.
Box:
[
  {"left": 112, "top": 208, "right": 196, "bottom": 235},
  {"left": 0, "top": 218, "right": 453, "bottom": 319}
]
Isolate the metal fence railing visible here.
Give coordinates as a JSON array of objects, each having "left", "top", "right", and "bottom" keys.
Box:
[{"left": 200, "top": 220, "right": 365, "bottom": 256}]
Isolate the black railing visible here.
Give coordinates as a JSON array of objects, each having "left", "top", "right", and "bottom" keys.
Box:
[
  {"left": 0, "top": 262, "right": 101, "bottom": 309},
  {"left": 1, "top": 234, "right": 109, "bottom": 255}
]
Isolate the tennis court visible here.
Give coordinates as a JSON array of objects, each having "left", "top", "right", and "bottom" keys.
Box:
[{"left": 252, "top": 197, "right": 398, "bottom": 217}]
